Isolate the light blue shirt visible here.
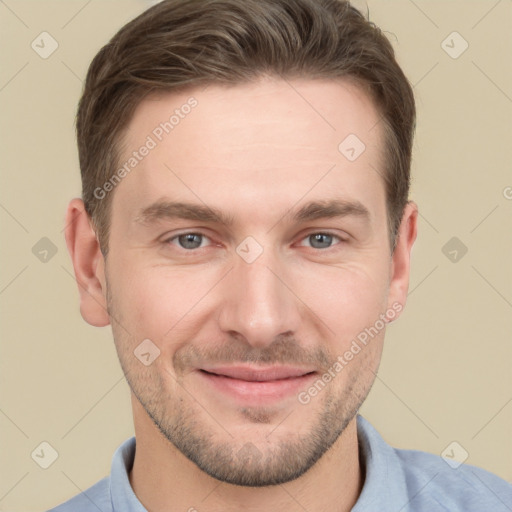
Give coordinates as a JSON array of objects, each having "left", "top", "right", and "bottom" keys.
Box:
[{"left": 48, "top": 415, "right": 512, "bottom": 511}]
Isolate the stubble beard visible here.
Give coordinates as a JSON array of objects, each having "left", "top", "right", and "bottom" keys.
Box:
[{"left": 106, "top": 279, "right": 378, "bottom": 487}]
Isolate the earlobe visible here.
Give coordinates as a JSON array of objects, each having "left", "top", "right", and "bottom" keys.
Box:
[
  {"left": 64, "top": 198, "right": 110, "bottom": 327},
  {"left": 386, "top": 200, "right": 418, "bottom": 319}
]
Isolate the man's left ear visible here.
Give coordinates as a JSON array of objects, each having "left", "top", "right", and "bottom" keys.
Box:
[{"left": 386, "top": 200, "right": 418, "bottom": 320}]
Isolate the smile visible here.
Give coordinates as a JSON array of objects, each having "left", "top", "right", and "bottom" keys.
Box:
[{"left": 196, "top": 365, "right": 318, "bottom": 405}]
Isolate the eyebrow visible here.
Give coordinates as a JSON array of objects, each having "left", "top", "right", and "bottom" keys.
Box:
[{"left": 133, "top": 198, "right": 371, "bottom": 227}]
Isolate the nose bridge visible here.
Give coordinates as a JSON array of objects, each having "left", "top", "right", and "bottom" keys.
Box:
[{"left": 218, "top": 244, "right": 300, "bottom": 347}]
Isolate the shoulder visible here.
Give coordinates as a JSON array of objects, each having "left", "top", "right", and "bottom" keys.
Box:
[
  {"left": 46, "top": 476, "right": 112, "bottom": 512},
  {"left": 395, "top": 447, "right": 512, "bottom": 511},
  {"left": 355, "top": 415, "right": 512, "bottom": 512}
]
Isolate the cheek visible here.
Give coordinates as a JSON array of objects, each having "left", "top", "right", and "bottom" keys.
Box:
[
  {"left": 293, "top": 262, "right": 389, "bottom": 341},
  {"left": 109, "top": 265, "right": 217, "bottom": 341}
]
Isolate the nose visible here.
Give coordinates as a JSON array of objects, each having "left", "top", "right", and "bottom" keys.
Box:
[{"left": 217, "top": 247, "right": 301, "bottom": 349}]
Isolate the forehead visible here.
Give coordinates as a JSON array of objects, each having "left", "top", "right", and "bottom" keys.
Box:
[
  {"left": 112, "top": 77, "right": 386, "bottom": 228},
  {"left": 123, "top": 76, "right": 381, "bottom": 152}
]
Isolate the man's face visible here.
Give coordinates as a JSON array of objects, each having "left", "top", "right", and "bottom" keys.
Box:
[{"left": 103, "top": 77, "right": 402, "bottom": 485}]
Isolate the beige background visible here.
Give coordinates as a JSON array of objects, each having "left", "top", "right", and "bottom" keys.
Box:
[{"left": 1, "top": 1, "right": 511, "bottom": 510}]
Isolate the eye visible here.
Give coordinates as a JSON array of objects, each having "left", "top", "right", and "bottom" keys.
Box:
[
  {"left": 165, "top": 232, "right": 211, "bottom": 250},
  {"left": 299, "top": 232, "right": 344, "bottom": 250},
  {"left": 163, "top": 231, "right": 345, "bottom": 252}
]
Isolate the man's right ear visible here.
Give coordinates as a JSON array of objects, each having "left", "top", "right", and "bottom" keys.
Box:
[{"left": 64, "top": 198, "right": 110, "bottom": 327}]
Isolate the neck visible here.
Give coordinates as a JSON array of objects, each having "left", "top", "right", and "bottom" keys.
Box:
[{"left": 129, "top": 395, "right": 363, "bottom": 512}]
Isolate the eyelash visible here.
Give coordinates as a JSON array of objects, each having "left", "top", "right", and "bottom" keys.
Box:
[{"left": 162, "top": 231, "right": 346, "bottom": 252}]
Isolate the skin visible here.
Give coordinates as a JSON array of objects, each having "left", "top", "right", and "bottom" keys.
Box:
[{"left": 65, "top": 76, "right": 418, "bottom": 512}]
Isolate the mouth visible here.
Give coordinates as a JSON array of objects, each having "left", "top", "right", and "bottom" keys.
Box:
[{"left": 195, "top": 365, "right": 318, "bottom": 404}]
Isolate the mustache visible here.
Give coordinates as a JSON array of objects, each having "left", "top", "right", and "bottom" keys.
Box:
[{"left": 172, "top": 334, "right": 333, "bottom": 374}]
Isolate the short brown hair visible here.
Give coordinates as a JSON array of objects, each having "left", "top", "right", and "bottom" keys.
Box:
[{"left": 76, "top": 0, "right": 415, "bottom": 256}]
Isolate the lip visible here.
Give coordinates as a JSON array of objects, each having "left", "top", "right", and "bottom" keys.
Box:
[
  {"left": 199, "top": 364, "right": 315, "bottom": 381},
  {"left": 196, "top": 365, "right": 317, "bottom": 404}
]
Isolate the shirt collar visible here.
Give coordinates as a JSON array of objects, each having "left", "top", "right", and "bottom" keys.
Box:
[
  {"left": 353, "top": 415, "right": 410, "bottom": 511},
  {"left": 109, "top": 435, "right": 146, "bottom": 512}
]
